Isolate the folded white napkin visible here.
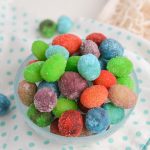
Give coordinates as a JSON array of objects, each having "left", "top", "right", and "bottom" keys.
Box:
[{"left": 97, "top": 0, "right": 150, "bottom": 40}]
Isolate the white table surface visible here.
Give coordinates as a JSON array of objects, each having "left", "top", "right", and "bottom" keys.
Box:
[{"left": 14, "top": 0, "right": 108, "bottom": 20}]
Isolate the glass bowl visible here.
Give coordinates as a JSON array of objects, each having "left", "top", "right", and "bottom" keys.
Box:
[{"left": 14, "top": 54, "right": 139, "bottom": 145}]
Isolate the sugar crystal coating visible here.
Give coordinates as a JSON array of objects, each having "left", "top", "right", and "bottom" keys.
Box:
[
  {"left": 80, "top": 85, "right": 108, "bottom": 108},
  {"left": 80, "top": 115, "right": 91, "bottom": 136},
  {"left": 77, "top": 54, "right": 101, "bottom": 81},
  {"left": 58, "top": 110, "right": 83, "bottom": 137},
  {"left": 52, "top": 34, "right": 82, "bottom": 54},
  {"left": 18, "top": 80, "right": 37, "bottom": 106},
  {"left": 117, "top": 76, "right": 135, "bottom": 89},
  {"left": 50, "top": 119, "right": 60, "bottom": 135},
  {"left": 58, "top": 72, "right": 88, "bottom": 99},
  {"left": 34, "top": 87, "right": 57, "bottom": 112},
  {"left": 19, "top": 32, "right": 137, "bottom": 137},
  {"left": 39, "top": 19, "right": 56, "bottom": 38},
  {"left": 0, "top": 94, "right": 10, "bottom": 115},
  {"left": 107, "top": 56, "right": 133, "bottom": 77},
  {"left": 103, "top": 102, "right": 125, "bottom": 124},
  {"left": 94, "top": 70, "right": 116, "bottom": 88},
  {"left": 108, "top": 84, "right": 137, "bottom": 109},
  {"left": 24, "top": 61, "right": 44, "bottom": 83},
  {"left": 38, "top": 81, "right": 60, "bottom": 97},
  {"left": 79, "top": 40, "right": 100, "bottom": 58},
  {"left": 57, "top": 16, "right": 73, "bottom": 34},
  {"left": 65, "top": 56, "right": 80, "bottom": 72},
  {"left": 32, "top": 40, "right": 49, "bottom": 60},
  {"left": 45, "top": 45, "right": 69, "bottom": 60},
  {"left": 40, "top": 54, "right": 67, "bottom": 82},
  {"left": 27, "top": 104, "right": 52, "bottom": 127},
  {"left": 99, "top": 38, "right": 124, "bottom": 59},
  {"left": 86, "top": 32, "right": 106, "bottom": 45},
  {"left": 52, "top": 97, "right": 78, "bottom": 117},
  {"left": 85, "top": 108, "right": 110, "bottom": 133}
]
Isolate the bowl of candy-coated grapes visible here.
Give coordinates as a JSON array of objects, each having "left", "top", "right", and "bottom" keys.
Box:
[{"left": 14, "top": 25, "right": 139, "bottom": 144}]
